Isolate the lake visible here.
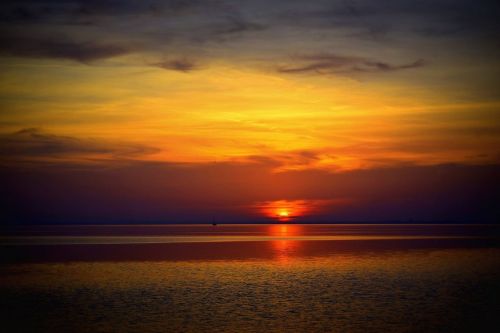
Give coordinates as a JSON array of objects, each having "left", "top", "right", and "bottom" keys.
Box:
[{"left": 1, "top": 224, "right": 499, "bottom": 332}]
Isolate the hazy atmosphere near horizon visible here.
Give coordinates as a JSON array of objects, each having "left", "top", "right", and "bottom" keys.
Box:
[
  {"left": 1, "top": 0, "right": 499, "bottom": 224},
  {"left": 1, "top": 2, "right": 500, "bottom": 333}
]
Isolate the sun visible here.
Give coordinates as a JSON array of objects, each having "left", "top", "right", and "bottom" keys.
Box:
[
  {"left": 276, "top": 209, "right": 291, "bottom": 221},
  {"left": 278, "top": 210, "right": 289, "bottom": 217}
]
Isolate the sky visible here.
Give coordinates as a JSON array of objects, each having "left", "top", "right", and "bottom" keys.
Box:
[{"left": 1, "top": 0, "right": 499, "bottom": 223}]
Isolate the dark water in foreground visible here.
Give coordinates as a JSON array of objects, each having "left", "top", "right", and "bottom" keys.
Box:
[{"left": 1, "top": 224, "right": 500, "bottom": 332}]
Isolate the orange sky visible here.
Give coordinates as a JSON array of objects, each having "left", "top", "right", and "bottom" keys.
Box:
[{"left": 1, "top": 57, "right": 499, "bottom": 170}]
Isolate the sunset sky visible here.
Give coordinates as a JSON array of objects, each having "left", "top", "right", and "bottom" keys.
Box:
[{"left": 1, "top": 0, "right": 499, "bottom": 223}]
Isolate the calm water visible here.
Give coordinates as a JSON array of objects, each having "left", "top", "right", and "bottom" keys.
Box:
[{"left": 1, "top": 224, "right": 500, "bottom": 332}]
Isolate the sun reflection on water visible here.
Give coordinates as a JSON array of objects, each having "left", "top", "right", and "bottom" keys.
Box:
[{"left": 267, "top": 224, "right": 303, "bottom": 262}]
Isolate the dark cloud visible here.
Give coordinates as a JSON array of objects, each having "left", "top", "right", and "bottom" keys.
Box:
[
  {"left": 0, "top": 1, "right": 266, "bottom": 68},
  {"left": 278, "top": 0, "right": 500, "bottom": 40},
  {"left": 278, "top": 54, "right": 425, "bottom": 75},
  {"left": 2, "top": 0, "right": 496, "bottom": 71},
  {"left": 356, "top": 59, "right": 426, "bottom": 72},
  {"left": 0, "top": 6, "right": 49, "bottom": 23},
  {"left": 1, "top": 1, "right": 499, "bottom": 53},
  {"left": 0, "top": 128, "right": 159, "bottom": 160},
  {"left": 153, "top": 58, "right": 199, "bottom": 72},
  {"left": 184, "top": 15, "right": 266, "bottom": 45},
  {"left": 74, "top": 0, "right": 183, "bottom": 17},
  {"left": 209, "top": 16, "right": 265, "bottom": 36},
  {"left": 0, "top": 35, "right": 133, "bottom": 62},
  {"left": 0, "top": 0, "right": 205, "bottom": 24},
  {"left": 0, "top": 1, "right": 70, "bottom": 24},
  {"left": 246, "top": 149, "right": 325, "bottom": 169}
]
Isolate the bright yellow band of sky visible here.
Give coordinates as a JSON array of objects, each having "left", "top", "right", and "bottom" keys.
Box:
[{"left": 1, "top": 56, "right": 499, "bottom": 172}]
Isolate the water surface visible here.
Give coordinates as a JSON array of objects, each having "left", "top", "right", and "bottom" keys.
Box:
[{"left": 1, "top": 224, "right": 499, "bottom": 332}]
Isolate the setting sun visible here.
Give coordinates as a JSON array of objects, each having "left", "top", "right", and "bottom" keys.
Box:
[
  {"left": 277, "top": 209, "right": 291, "bottom": 222},
  {"left": 278, "top": 210, "right": 289, "bottom": 217}
]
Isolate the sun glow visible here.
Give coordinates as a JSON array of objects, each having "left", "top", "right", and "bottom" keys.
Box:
[
  {"left": 256, "top": 198, "right": 351, "bottom": 222},
  {"left": 257, "top": 200, "right": 306, "bottom": 222},
  {"left": 276, "top": 209, "right": 291, "bottom": 222}
]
